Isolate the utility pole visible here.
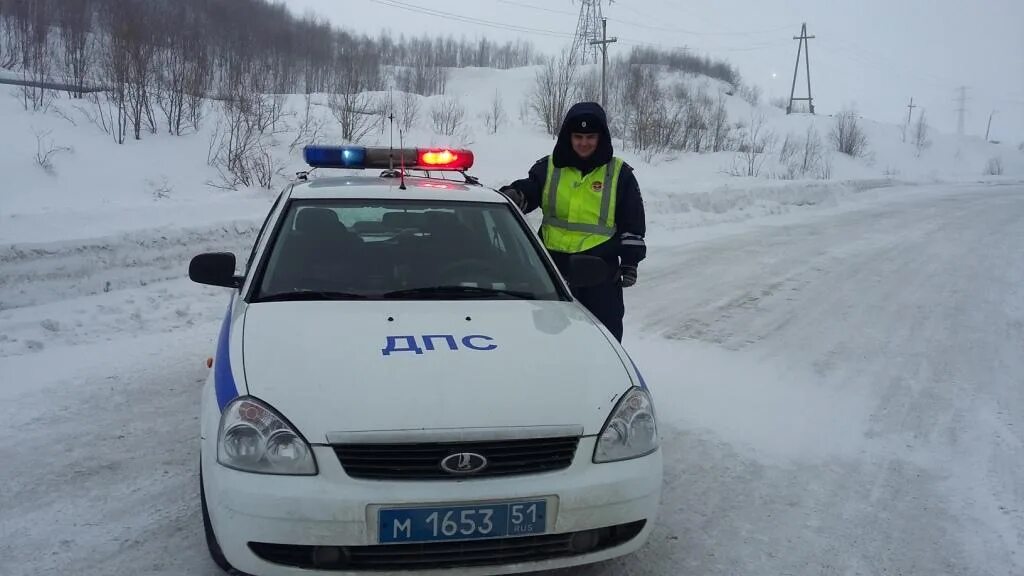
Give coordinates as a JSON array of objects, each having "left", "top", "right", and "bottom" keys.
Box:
[
  {"left": 956, "top": 86, "right": 968, "bottom": 136},
  {"left": 589, "top": 17, "right": 617, "bottom": 109},
  {"left": 906, "top": 97, "right": 917, "bottom": 126},
  {"left": 787, "top": 22, "right": 815, "bottom": 114},
  {"left": 985, "top": 110, "right": 996, "bottom": 142}
]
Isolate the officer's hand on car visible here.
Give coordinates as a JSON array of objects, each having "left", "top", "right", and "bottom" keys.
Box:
[
  {"left": 618, "top": 265, "right": 637, "bottom": 288},
  {"left": 499, "top": 186, "right": 528, "bottom": 211}
]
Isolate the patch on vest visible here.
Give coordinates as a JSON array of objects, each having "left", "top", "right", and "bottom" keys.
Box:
[{"left": 591, "top": 181, "right": 604, "bottom": 192}]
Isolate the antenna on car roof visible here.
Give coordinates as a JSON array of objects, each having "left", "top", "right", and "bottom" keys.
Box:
[
  {"left": 387, "top": 111, "right": 395, "bottom": 171},
  {"left": 398, "top": 128, "right": 407, "bottom": 190}
]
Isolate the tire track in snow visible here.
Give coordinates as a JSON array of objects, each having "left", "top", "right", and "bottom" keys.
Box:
[
  {"left": 0, "top": 219, "right": 261, "bottom": 311},
  {"left": 0, "top": 220, "right": 260, "bottom": 357}
]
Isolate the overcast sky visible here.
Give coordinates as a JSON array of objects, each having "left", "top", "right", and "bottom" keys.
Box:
[{"left": 283, "top": 0, "right": 1024, "bottom": 141}]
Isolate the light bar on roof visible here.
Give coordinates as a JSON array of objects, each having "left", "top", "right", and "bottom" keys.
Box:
[{"left": 302, "top": 145, "right": 474, "bottom": 171}]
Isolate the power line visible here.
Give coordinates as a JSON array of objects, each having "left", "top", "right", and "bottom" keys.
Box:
[
  {"left": 364, "top": 0, "right": 575, "bottom": 38},
  {"left": 493, "top": 0, "right": 799, "bottom": 39},
  {"left": 824, "top": 40, "right": 962, "bottom": 90},
  {"left": 614, "top": 1, "right": 798, "bottom": 37},
  {"left": 368, "top": 0, "right": 791, "bottom": 56},
  {"left": 493, "top": 0, "right": 579, "bottom": 17}
]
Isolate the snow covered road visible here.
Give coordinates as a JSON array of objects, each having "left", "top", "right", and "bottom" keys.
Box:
[
  {"left": 613, "top": 182, "right": 1024, "bottom": 576},
  {"left": 2, "top": 182, "right": 1022, "bottom": 576}
]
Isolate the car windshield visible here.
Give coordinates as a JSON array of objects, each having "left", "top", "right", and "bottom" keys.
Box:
[{"left": 252, "top": 199, "right": 563, "bottom": 301}]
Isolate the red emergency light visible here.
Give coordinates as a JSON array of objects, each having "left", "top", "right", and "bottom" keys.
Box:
[{"left": 417, "top": 148, "right": 474, "bottom": 171}]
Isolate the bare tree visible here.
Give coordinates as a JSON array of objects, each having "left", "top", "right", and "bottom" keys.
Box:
[
  {"left": 99, "top": 0, "right": 156, "bottom": 141},
  {"left": 739, "top": 84, "right": 762, "bottom": 107},
  {"left": 430, "top": 95, "right": 466, "bottom": 136},
  {"left": 576, "top": 67, "right": 601, "bottom": 106},
  {"left": 529, "top": 49, "right": 578, "bottom": 136},
  {"left": 623, "top": 65, "right": 664, "bottom": 155},
  {"left": 483, "top": 89, "right": 506, "bottom": 134},
  {"left": 818, "top": 152, "right": 833, "bottom": 180},
  {"left": 98, "top": 16, "right": 130, "bottom": 144},
  {"left": 831, "top": 109, "right": 868, "bottom": 157},
  {"left": 709, "top": 91, "right": 731, "bottom": 152},
  {"left": 913, "top": 111, "right": 931, "bottom": 157},
  {"left": 799, "top": 124, "right": 824, "bottom": 176},
  {"left": 619, "top": 66, "right": 688, "bottom": 160},
  {"left": 207, "top": 94, "right": 280, "bottom": 190},
  {"left": 182, "top": 30, "right": 210, "bottom": 132},
  {"left": 328, "top": 90, "right": 377, "bottom": 143},
  {"left": 58, "top": 0, "right": 93, "bottom": 99},
  {"left": 776, "top": 124, "right": 825, "bottom": 180},
  {"left": 0, "top": 0, "right": 18, "bottom": 69},
  {"left": 684, "top": 86, "right": 714, "bottom": 153},
  {"left": 731, "top": 111, "right": 774, "bottom": 177},
  {"left": 34, "top": 128, "right": 73, "bottom": 175},
  {"left": 985, "top": 157, "right": 1003, "bottom": 176},
  {"left": 156, "top": 36, "right": 187, "bottom": 134},
  {"left": 778, "top": 133, "right": 798, "bottom": 166},
  {"left": 395, "top": 59, "right": 447, "bottom": 96},
  {"left": 19, "top": 0, "right": 52, "bottom": 111},
  {"left": 289, "top": 93, "right": 326, "bottom": 152},
  {"left": 398, "top": 91, "right": 421, "bottom": 132}
]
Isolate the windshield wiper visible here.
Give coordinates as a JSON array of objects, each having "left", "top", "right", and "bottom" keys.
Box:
[
  {"left": 255, "top": 290, "right": 368, "bottom": 302},
  {"left": 382, "top": 285, "right": 536, "bottom": 300}
]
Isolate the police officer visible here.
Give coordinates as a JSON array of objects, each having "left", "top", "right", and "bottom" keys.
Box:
[{"left": 500, "top": 101, "right": 646, "bottom": 342}]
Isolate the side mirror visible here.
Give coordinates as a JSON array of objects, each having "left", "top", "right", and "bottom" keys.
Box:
[
  {"left": 189, "top": 252, "right": 243, "bottom": 289},
  {"left": 566, "top": 255, "right": 610, "bottom": 288}
]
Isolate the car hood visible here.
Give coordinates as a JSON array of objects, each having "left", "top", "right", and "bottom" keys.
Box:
[{"left": 241, "top": 300, "right": 632, "bottom": 441}]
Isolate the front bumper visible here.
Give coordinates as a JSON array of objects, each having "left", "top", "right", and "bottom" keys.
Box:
[{"left": 202, "top": 438, "right": 663, "bottom": 576}]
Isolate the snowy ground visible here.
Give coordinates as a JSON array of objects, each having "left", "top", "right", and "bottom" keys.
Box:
[
  {"left": 3, "top": 62, "right": 1024, "bottom": 575},
  {"left": 2, "top": 181, "right": 1022, "bottom": 576}
]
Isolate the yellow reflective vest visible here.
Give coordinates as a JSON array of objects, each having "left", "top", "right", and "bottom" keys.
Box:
[{"left": 539, "top": 156, "right": 624, "bottom": 254}]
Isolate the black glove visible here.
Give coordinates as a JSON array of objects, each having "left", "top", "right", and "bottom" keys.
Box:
[
  {"left": 618, "top": 265, "right": 637, "bottom": 288},
  {"left": 499, "top": 186, "right": 527, "bottom": 211}
]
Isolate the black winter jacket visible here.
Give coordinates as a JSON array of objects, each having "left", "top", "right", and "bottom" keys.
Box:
[{"left": 507, "top": 102, "right": 647, "bottom": 268}]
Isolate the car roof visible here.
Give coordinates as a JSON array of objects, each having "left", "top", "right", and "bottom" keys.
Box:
[{"left": 289, "top": 174, "right": 507, "bottom": 203}]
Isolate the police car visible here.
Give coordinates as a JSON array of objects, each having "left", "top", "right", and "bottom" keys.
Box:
[{"left": 190, "top": 144, "right": 663, "bottom": 575}]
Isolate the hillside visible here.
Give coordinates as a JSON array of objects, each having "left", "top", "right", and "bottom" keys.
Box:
[{"left": 2, "top": 63, "right": 1022, "bottom": 247}]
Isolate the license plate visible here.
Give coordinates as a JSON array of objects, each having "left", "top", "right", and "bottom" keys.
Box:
[{"left": 377, "top": 500, "right": 547, "bottom": 544}]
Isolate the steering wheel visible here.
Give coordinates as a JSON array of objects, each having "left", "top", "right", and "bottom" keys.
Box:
[{"left": 434, "top": 258, "right": 505, "bottom": 284}]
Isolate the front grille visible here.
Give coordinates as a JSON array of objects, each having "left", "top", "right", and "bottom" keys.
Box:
[
  {"left": 249, "top": 520, "right": 646, "bottom": 571},
  {"left": 332, "top": 437, "right": 580, "bottom": 480}
]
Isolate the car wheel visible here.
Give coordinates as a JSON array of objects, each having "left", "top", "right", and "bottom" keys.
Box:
[{"left": 200, "top": 462, "right": 234, "bottom": 573}]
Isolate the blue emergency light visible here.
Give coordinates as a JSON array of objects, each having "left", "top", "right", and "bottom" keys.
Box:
[
  {"left": 303, "top": 145, "right": 367, "bottom": 169},
  {"left": 302, "top": 145, "right": 474, "bottom": 171}
]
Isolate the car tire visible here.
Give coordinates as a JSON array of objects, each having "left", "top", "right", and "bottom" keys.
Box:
[{"left": 200, "top": 461, "right": 235, "bottom": 574}]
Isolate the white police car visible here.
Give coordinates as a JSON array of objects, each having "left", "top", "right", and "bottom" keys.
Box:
[{"left": 190, "top": 145, "right": 663, "bottom": 575}]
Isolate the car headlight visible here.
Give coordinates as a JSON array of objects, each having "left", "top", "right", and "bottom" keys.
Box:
[
  {"left": 217, "top": 397, "right": 317, "bottom": 475},
  {"left": 593, "top": 387, "right": 659, "bottom": 463}
]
